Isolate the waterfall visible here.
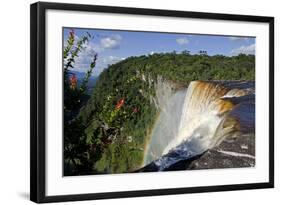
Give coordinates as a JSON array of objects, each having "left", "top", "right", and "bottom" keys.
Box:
[
  {"left": 143, "top": 90, "right": 187, "bottom": 165},
  {"left": 143, "top": 80, "right": 254, "bottom": 170}
]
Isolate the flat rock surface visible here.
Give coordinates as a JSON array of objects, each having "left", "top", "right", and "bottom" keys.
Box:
[{"left": 187, "top": 133, "right": 255, "bottom": 170}]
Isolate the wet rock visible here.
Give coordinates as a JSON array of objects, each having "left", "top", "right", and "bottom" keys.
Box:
[{"left": 187, "top": 133, "right": 255, "bottom": 170}]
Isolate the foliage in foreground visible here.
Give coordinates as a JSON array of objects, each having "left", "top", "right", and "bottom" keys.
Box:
[{"left": 63, "top": 30, "right": 100, "bottom": 175}]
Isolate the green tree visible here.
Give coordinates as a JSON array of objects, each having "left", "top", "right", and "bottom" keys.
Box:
[{"left": 63, "top": 29, "right": 99, "bottom": 175}]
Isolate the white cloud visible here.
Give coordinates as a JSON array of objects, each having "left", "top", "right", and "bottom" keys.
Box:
[
  {"left": 231, "top": 44, "right": 255, "bottom": 55},
  {"left": 176, "top": 37, "right": 189, "bottom": 45},
  {"left": 100, "top": 34, "right": 122, "bottom": 49},
  {"left": 90, "top": 55, "right": 125, "bottom": 76},
  {"left": 64, "top": 31, "right": 123, "bottom": 75},
  {"left": 64, "top": 33, "right": 123, "bottom": 74},
  {"left": 70, "top": 40, "right": 98, "bottom": 72},
  {"left": 71, "top": 54, "right": 125, "bottom": 76},
  {"left": 63, "top": 31, "right": 98, "bottom": 72},
  {"left": 101, "top": 56, "right": 125, "bottom": 65},
  {"left": 228, "top": 36, "right": 249, "bottom": 41}
]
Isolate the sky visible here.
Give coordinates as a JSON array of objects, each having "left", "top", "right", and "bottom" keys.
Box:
[{"left": 63, "top": 28, "right": 255, "bottom": 77}]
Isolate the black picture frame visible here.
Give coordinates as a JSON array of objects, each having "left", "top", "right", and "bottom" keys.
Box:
[{"left": 30, "top": 1, "right": 274, "bottom": 203}]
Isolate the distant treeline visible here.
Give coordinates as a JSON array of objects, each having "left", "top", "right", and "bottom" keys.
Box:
[{"left": 120, "top": 52, "right": 255, "bottom": 83}]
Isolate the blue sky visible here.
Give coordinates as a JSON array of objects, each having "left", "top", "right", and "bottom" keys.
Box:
[{"left": 63, "top": 28, "right": 255, "bottom": 77}]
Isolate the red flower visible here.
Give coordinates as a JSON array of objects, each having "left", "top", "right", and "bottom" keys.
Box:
[
  {"left": 115, "top": 98, "right": 125, "bottom": 110},
  {"left": 69, "top": 74, "right": 77, "bottom": 89}
]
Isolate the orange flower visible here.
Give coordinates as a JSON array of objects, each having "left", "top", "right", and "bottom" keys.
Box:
[
  {"left": 115, "top": 98, "right": 125, "bottom": 110},
  {"left": 69, "top": 74, "right": 77, "bottom": 89}
]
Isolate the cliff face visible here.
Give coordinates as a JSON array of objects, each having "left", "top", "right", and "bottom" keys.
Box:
[{"left": 151, "top": 75, "right": 183, "bottom": 111}]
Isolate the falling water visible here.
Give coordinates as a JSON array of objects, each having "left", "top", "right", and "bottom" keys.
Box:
[
  {"left": 143, "top": 90, "right": 187, "bottom": 165},
  {"left": 143, "top": 81, "right": 254, "bottom": 170}
]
